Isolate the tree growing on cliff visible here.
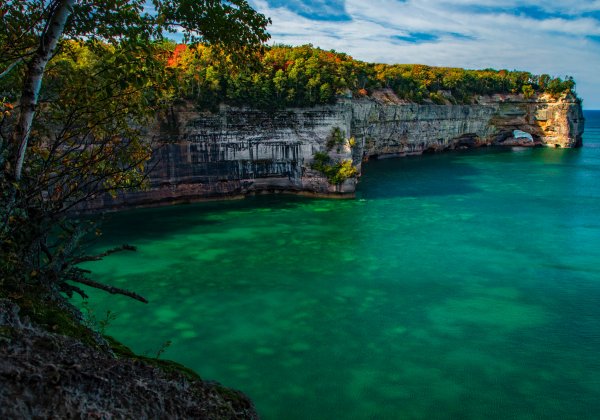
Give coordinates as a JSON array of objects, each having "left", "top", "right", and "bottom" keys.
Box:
[
  {"left": 167, "top": 43, "right": 578, "bottom": 110},
  {"left": 0, "top": 1, "right": 270, "bottom": 300}
]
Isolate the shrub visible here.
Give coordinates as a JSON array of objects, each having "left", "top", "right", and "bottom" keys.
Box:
[{"left": 310, "top": 153, "right": 357, "bottom": 185}]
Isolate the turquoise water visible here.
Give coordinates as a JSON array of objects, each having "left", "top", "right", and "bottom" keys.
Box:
[{"left": 82, "top": 111, "right": 600, "bottom": 419}]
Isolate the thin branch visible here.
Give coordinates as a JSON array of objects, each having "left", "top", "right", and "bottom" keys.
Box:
[
  {"left": 68, "top": 277, "right": 148, "bottom": 303},
  {"left": 0, "top": 57, "right": 24, "bottom": 79},
  {"left": 60, "top": 282, "right": 88, "bottom": 299},
  {"left": 72, "top": 244, "right": 136, "bottom": 265}
]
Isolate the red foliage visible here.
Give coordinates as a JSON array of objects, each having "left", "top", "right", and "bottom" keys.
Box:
[
  {"left": 167, "top": 44, "right": 188, "bottom": 67},
  {"left": 283, "top": 60, "right": 295, "bottom": 71}
]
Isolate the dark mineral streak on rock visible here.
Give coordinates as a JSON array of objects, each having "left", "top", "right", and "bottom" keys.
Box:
[{"left": 83, "top": 93, "right": 584, "bottom": 211}]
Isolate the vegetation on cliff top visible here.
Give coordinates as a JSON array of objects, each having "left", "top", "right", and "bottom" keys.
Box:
[{"left": 167, "top": 43, "right": 578, "bottom": 110}]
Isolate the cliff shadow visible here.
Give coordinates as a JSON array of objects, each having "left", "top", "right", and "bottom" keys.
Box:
[
  {"left": 82, "top": 195, "right": 318, "bottom": 247},
  {"left": 356, "top": 148, "right": 504, "bottom": 200}
]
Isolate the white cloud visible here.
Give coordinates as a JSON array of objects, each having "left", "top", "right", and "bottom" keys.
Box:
[
  {"left": 439, "top": 0, "right": 600, "bottom": 15},
  {"left": 250, "top": 0, "right": 600, "bottom": 108}
]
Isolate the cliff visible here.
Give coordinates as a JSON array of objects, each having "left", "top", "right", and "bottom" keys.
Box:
[{"left": 86, "top": 93, "right": 584, "bottom": 210}]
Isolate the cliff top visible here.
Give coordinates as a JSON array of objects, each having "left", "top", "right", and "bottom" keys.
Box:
[{"left": 164, "top": 43, "right": 578, "bottom": 110}]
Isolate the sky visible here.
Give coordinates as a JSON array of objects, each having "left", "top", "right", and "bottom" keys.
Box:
[{"left": 246, "top": 0, "right": 600, "bottom": 109}]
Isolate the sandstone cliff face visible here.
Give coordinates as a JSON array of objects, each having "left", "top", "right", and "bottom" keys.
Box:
[
  {"left": 352, "top": 92, "right": 583, "bottom": 156},
  {"left": 86, "top": 93, "right": 584, "bottom": 210}
]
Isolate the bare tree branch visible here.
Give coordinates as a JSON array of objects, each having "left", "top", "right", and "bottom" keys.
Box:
[
  {"left": 68, "top": 277, "right": 148, "bottom": 303},
  {"left": 72, "top": 244, "right": 137, "bottom": 265}
]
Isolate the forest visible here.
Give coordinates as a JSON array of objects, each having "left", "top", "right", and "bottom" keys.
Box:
[{"left": 166, "top": 43, "right": 577, "bottom": 110}]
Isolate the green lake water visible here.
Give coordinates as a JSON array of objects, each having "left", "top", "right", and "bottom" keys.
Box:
[{"left": 81, "top": 111, "right": 600, "bottom": 419}]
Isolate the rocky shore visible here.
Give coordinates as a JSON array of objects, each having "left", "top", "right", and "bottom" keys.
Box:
[
  {"left": 83, "top": 92, "right": 584, "bottom": 211},
  {"left": 0, "top": 298, "right": 258, "bottom": 419}
]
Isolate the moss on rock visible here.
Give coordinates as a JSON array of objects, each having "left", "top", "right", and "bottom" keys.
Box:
[{"left": 0, "top": 295, "right": 259, "bottom": 419}]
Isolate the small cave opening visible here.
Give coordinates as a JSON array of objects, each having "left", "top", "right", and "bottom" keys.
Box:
[
  {"left": 495, "top": 129, "right": 539, "bottom": 145},
  {"left": 454, "top": 133, "right": 479, "bottom": 148}
]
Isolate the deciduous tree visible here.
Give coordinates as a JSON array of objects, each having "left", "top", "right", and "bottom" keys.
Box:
[{"left": 0, "top": 0, "right": 270, "bottom": 300}]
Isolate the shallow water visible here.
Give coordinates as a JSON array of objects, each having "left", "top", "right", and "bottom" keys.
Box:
[{"left": 81, "top": 111, "right": 600, "bottom": 419}]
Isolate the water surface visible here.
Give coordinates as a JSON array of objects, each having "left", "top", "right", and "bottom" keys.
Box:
[{"left": 81, "top": 111, "right": 600, "bottom": 419}]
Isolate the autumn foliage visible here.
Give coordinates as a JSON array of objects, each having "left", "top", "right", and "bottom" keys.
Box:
[
  {"left": 166, "top": 43, "right": 577, "bottom": 110},
  {"left": 167, "top": 44, "right": 189, "bottom": 67}
]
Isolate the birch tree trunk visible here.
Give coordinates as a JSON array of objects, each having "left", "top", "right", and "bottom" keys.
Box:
[{"left": 13, "top": 0, "right": 75, "bottom": 181}]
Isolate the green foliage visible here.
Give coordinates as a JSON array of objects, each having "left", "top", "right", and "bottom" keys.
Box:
[
  {"left": 0, "top": 1, "right": 271, "bottom": 301},
  {"left": 312, "top": 151, "right": 331, "bottom": 167},
  {"left": 311, "top": 129, "right": 358, "bottom": 185},
  {"left": 522, "top": 84, "right": 535, "bottom": 99},
  {"left": 311, "top": 152, "right": 358, "bottom": 185},
  {"left": 0, "top": 4, "right": 269, "bottom": 402},
  {"left": 546, "top": 76, "right": 575, "bottom": 97},
  {"left": 81, "top": 300, "right": 118, "bottom": 335},
  {"left": 0, "top": 40, "right": 167, "bottom": 300},
  {"left": 331, "top": 160, "right": 359, "bottom": 185},
  {"left": 326, "top": 127, "right": 346, "bottom": 150},
  {"left": 429, "top": 91, "right": 447, "bottom": 105},
  {"left": 0, "top": 1, "right": 270, "bottom": 67},
  {"left": 169, "top": 44, "right": 578, "bottom": 109}
]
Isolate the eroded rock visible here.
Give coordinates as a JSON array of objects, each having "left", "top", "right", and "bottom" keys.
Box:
[{"left": 82, "top": 93, "right": 584, "bottom": 211}]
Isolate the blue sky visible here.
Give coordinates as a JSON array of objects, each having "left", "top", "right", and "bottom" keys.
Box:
[{"left": 248, "top": 0, "right": 600, "bottom": 108}]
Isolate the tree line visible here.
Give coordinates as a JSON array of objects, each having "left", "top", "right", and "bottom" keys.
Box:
[{"left": 166, "top": 43, "right": 577, "bottom": 110}]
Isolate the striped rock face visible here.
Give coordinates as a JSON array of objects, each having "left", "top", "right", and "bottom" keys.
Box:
[{"left": 81, "top": 93, "right": 584, "bottom": 212}]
